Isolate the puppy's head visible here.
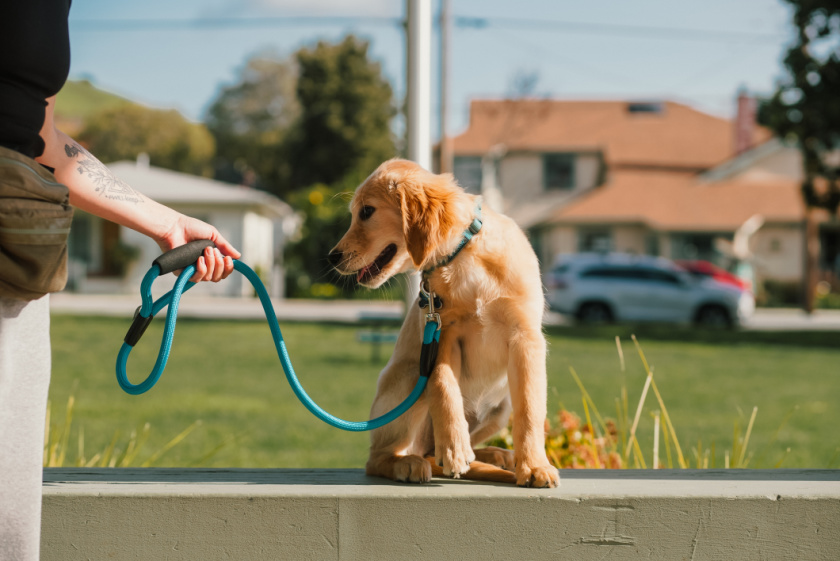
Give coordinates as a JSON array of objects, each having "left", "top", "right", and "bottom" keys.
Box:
[{"left": 329, "top": 158, "right": 461, "bottom": 288}]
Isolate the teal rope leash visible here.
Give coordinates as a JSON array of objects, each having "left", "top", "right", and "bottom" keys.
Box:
[{"left": 116, "top": 241, "right": 432, "bottom": 432}]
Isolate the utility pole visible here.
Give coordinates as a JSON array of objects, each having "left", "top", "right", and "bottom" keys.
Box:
[
  {"left": 404, "top": 0, "right": 432, "bottom": 309},
  {"left": 438, "top": 0, "right": 453, "bottom": 174},
  {"left": 406, "top": 0, "right": 432, "bottom": 172}
]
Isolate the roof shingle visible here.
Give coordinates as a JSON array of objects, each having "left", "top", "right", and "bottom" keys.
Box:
[
  {"left": 452, "top": 100, "right": 772, "bottom": 170},
  {"left": 552, "top": 169, "right": 806, "bottom": 231}
]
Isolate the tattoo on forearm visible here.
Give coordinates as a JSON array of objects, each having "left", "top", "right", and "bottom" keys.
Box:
[{"left": 64, "top": 142, "right": 145, "bottom": 204}]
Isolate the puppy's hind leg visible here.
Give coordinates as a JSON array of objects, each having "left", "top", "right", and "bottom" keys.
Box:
[
  {"left": 365, "top": 366, "right": 433, "bottom": 483},
  {"left": 470, "top": 397, "right": 515, "bottom": 471},
  {"left": 424, "top": 457, "right": 517, "bottom": 484},
  {"left": 367, "top": 421, "right": 432, "bottom": 483}
]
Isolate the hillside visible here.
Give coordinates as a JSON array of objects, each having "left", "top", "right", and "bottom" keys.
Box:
[{"left": 54, "top": 80, "right": 136, "bottom": 135}]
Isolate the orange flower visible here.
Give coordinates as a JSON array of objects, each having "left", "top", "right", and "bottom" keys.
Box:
[{"left": 559, "top": 410, "right": 579, "bottom": 431}]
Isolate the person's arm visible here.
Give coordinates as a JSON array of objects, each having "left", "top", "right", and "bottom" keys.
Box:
[{"left": 35, "top": 96, "right": 240, "bottom": 282}]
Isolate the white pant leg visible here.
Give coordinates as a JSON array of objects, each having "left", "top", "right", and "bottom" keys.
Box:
[{"left": 0, "top": 295, "right": 51, "bottom": 561}]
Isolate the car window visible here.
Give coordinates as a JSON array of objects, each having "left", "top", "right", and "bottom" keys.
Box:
[
  {"left": 581, "top": 266, "right": 644, "bottom": 280},
  {"left": 642, "top": 268, "right": 681, "bottom": 285},
  {"left": 580, "top": 266, "right": 620, "bottom": 278}
]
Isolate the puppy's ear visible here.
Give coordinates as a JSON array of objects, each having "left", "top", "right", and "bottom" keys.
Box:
[{"left": 393, "top": 171, "right": 457, "bottom": 269}]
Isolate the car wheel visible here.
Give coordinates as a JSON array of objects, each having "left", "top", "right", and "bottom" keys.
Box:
[
  {"left": 695, "top": 305, "right": 732, "bottom": 329},
  {"left": 577, "top": 302, "right": 613, "bottom": 324}
]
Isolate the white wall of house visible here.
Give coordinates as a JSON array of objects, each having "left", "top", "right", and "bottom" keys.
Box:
[
  {"left": 658, "top": 233, "right": 673, "bottom": 260},
  {"left": 575, "top": 153, "right": 603, "bottom": 193},
  {"left": 241, "top": 210, "right": 277, "bottom": 297},
  {"left": 752, "top": 225, "right": 804, "bottom": 283},
  {"left": 540, "top": 225, "right": 577, "bottom": 267},
  {"left": 84, "top": 206, "right": 280, "bottom": 299},
  {"left": 66, "top": 208, "right": 291, "bottom": 298},
  {"left": 613, "top": 225, "right": 648, "bottom": 255},
  {"left": 499, "top": 154, "right": 542, "bottom": 206},
  {"left": 118, "top": 205, "right": 249, "bottom": 298},
  {"left": 742, "top": 146, "right": 802, "bottom": 179},
  {"left": 498, "top": 152, "right": 602, "bottom": 208}
]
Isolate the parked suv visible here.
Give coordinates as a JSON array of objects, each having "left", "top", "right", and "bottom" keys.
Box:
[{"left": 545, "top": 253, "right": 754, "bottom": 327}]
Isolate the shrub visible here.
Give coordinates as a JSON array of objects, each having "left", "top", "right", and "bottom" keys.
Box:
[{"left": 758, "top": 280, "right": 801, "bottom": 307}]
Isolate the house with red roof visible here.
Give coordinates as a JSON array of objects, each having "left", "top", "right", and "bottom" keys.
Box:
[{"left": 447, "top": 95, "right": 840, "bottom": 291}]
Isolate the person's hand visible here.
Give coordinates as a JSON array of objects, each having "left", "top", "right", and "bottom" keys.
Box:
[{"left": 156, "top": 214, "right": 242, "bottom": 283}]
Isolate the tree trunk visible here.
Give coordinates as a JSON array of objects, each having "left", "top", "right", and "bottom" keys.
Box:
[{"left": 803, "top": 207, "right": 820, "bottom": 313}]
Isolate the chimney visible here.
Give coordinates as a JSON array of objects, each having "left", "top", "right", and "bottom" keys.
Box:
[
  {"left": 734, "top": 87, "right": 757, "bottom": 156},
  {"left": 136, "top": 152, "right": 150, "bottom": 170}
]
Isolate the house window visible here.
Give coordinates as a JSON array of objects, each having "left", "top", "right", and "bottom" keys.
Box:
[
  {"left": 578, "top": 228, "right": 612, "bottom": 253},
  {"left": 68, "top": 213, "right": 92, "bottom": 263},
  {"left": 627, "top": 102, "right": 664, "bottom": 115},
  {"left": 543, "top": 153, "right": 575, "bottom": 190},
  {"left": 645, "top": 234, "right": 660, "bottom": 256},
  {"left": 453, "top": 156, "right": 482, "bottom": 194},
  {"left": 671, "top": 233, "right": 725, "bottom": 262}
]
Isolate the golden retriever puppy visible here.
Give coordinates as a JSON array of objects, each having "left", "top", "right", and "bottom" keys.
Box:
[{"left": 329, "top": 159, "right": 559, "bottom": 488}]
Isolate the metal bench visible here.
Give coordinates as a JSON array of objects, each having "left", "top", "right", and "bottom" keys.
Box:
[{"left": 356, "top": 311, "right": 402, "bottom": 362}]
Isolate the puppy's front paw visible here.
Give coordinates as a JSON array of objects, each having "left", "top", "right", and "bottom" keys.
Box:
[
  {"left": 516, "top": 461, "right": 560, "bottom": 488},
  {"left": 392, "top": 455, "right": 432, "bottom": 483},
  {"left": 435, "top": 431, "right": 475, "bottom": 478}
]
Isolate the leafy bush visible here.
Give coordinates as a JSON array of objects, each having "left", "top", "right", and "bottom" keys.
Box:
[
  {"left": 815, "top": 282, "right": 840, "bottom": 309},
  {"left": 758, "top": 280, "right": 801, "bottom": 308}
]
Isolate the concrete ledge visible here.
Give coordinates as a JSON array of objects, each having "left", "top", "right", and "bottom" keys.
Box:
[{"left": 43, "top": 468, "right": 840, "bottom": 560}]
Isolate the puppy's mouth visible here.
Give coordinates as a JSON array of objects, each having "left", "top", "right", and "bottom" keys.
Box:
[{"left": 356, "top": 244, "right": 397, "bottom": 284}]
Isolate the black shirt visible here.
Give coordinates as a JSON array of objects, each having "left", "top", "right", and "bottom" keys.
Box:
[{"left": 0, "top": 0, "right": 72, "bottom": 159}]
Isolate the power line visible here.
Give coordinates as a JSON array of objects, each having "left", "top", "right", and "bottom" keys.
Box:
[
  {"left": 70, "top": 14, "right": 787, "bottom": 44},
  {"left": 455, "top": 16, "right": 786, "bottom": 44},
  {"left": 70, "top": 16, "right": 402, "bottom": 32}
]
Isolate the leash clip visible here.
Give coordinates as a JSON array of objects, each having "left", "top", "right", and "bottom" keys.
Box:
[
  {"left": 419, "top": 279, "right": 442, "bottom": 331},
  {"left": 425, "top": 312, "right": 441, "bottom": 332},
  {"left": 419, "top": 279, "right": 443, "bottom": 311}
]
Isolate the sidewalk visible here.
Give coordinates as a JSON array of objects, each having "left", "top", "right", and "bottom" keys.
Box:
[
  {"left": 49, "top": 293, "right": 404, "bottom": 323},
  {"left": 51, "top": 293, "right": 840, "bottom": 330},
  {"left": 741, "top": 307, "right": 840, "bottom": 331}
]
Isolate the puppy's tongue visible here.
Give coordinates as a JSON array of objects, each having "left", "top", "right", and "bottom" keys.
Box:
[{"left": 357, "top": 264, "right": 372, "bottom": 282}]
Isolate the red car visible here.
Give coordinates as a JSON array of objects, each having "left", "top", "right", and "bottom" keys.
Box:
[{"left": 674, "top": 260, "right": 752, "bottom": 292}]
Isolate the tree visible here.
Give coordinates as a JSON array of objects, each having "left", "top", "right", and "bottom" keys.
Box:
[
  {"left": 282, "top": 36, "right": 398, "bottom": 297},
  {"left": 760, "top": 1, "right": 840, "bottom": 310},
  {"left": 205, "top": 50, "right": 299, "bottom": 191},
  {"left": 78, "top": 105, "right": 215, "bottom": 176},
  {"left": 761, "top": 1, "right": 840, "bottom": 214},
  {"left": 286, "top": 35, "right": 397, "bottom": 190}
]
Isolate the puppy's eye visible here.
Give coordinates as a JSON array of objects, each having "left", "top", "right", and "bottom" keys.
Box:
[{"left": 359, "top": 206, "right": 376, "bottom": 221}]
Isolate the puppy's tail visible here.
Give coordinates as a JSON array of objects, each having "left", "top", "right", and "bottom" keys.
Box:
[{"left": 425, "top": 457, "right": 517, "bottom": 485}]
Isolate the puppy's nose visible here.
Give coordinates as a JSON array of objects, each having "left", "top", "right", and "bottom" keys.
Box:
[{"left": 328, "top": 249, "right": 343, "bottom": 267}]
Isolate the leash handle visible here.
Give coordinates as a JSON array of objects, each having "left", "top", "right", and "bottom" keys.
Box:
[{"left": 153, "top": 239, "right": 216, "bottom": 276}]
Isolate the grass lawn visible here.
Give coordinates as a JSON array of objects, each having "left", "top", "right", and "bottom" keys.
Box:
[{"left": 49, "top": 315, "right": 840, "bottom": 469}]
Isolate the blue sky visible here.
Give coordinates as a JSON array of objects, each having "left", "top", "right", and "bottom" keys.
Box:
[{"left": 67, "top": 0, "right": 795, "bottom": 136}]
